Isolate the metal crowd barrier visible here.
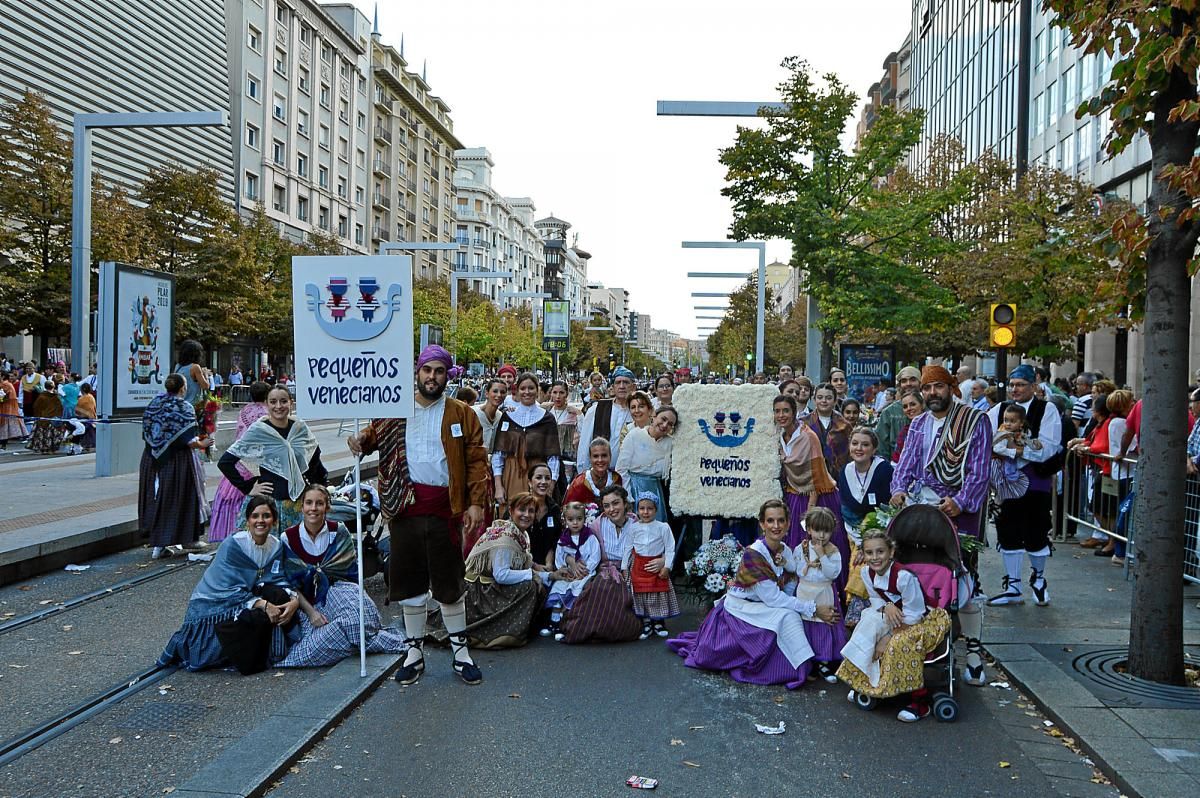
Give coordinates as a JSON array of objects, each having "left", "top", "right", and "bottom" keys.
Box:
[{"left": 1053, "top": 447, "right": 1139, "bottom": 579}]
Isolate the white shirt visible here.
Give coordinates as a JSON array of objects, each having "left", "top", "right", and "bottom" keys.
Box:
[
  {"left": 614, "top": 426, "right": 673, "bottom": 483},
  {"left": 986, "top": 397, "right": 1061, "bottom": 464},
  {"left": 576, "top": 400, "right": 633, "bottom": 469},
  {"left": 407, "top": 395, "right": 450, "bottom": 487},
  {"left": 725, "top": 540, "right": 817, "bottom": 617},
  {"left": 620, "top": 520, "right": 675, "bottom": 570},
  {"left": 596, "top": 516, "right": 629, "bottom": 562},
  {"left": 296, "top": 524, "right": 334, "bottom": 558},
  {"left": 229, "top": 371, "right": 244, "bottom": 386},
  {"left": 490, "top": 402, "right": 561, "bottom": 479},
  {"left": 796, "top": 541, "right": 841, "bottom": 584},
  {"left": 491, "top": 547, "right": 552, "bottom": 586},
  {"left": 863, "top": 563, "right": 926, "bottom": 625}
]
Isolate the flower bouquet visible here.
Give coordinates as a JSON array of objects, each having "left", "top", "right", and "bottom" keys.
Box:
[
  {"left": 678, "top": 534, "right": 745, "bottom": 605},
  {"left": 194, "top": 392, "right": 223, "bottom": 461}
]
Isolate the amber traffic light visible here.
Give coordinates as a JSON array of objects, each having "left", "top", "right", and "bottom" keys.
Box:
[{"left": 990, "top": 303, "right": 1016, "bottom": 348}]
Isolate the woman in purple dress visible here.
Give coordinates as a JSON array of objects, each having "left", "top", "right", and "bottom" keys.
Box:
[
  {"left": 667, "top": 499, "right": 839, "bottom": 689},
  {"left": 208, "top": 381, "right": 270, "bottom": 542}
]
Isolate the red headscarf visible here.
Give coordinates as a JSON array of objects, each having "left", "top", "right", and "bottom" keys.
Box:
[{"left": 919, "top": 365, "right": 960, "bottom": 398}]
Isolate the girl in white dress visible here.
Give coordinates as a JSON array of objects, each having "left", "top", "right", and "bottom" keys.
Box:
[
  {"left": 794, "top": 507, "right": 845, "bottom": 683},
  {"left": 541, "top": 502, "right": 601, "bottom": 641},
  {"left": 621, "top": 492, "right": 680, "bottom": 639}
]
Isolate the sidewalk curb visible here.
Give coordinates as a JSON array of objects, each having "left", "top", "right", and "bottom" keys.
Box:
[
  {"left": 985, "top": 643, "right": 1147, "bottom": 798},
  {"left": 172, "top": 652, "right": 401, "bottom": 798}
]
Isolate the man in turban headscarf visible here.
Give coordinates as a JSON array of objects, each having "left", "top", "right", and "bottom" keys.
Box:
[
  {"left": 889, "top": 363, "right": 993, "bottom": 694},
  {"left": 349, "top": 344, "right": 490, "bottom": 685},
  {"left": 576, "top": 365, "right": 636, "bottom": 467},
  {"left": 984, "top": 363, "right": 1062, "bottom": 609},
  {"left": 875, "top": 365, "right": 922, "bottom": 461}
]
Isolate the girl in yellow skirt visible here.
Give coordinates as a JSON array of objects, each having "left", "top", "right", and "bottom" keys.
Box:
[{"left": 837, "top": 528, "right": 950, "bottom": 723}]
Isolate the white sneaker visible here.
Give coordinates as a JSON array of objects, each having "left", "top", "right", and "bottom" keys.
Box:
[
  {"left": 151, "top": 546, "right": 168, "bottom": 560},
  {"left": 963, "top": 662, "right": 986, "bottom": 686},
  {"left": 846, "top": 689, "right": 857, "bottom": 703},
  {"left": 539, "top": 627, "right": 552, "bottom": 638}
]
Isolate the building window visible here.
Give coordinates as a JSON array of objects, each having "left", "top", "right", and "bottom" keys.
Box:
[
  {"left": 318, "top": 165, "right": 328, "bottom": 188},
  {"left": 1047, "top": 81, "right": 1058, "bottom": 126},
  {"left": 298, "top": 67, "right": 310, "bottom": 94},
  {"left": 319, "top": 84, "right": 331, "bottom": 108},
  {"left": 339, "top": 61, "right": 350, "bottom": 79},
  {"left": 275, "top": 4, "right": 287, "bottom": 25},
  {"left": 299, "top": 24, "right": 311, "bottom": 45},
  {"left": 355, "top": 149, "right": 365, "bottom": 168},
  {"left": 318, "top": 124, "right": 330, "bottom": 150},
  {"left": 337, "top": 176, "right": 347, "bottom": 198},
  {"left": 247, "top": 75, "right": 260, "bottom": 100},
  {"left": 1033, "top": 93, "right": 1044, "bottom": 135},
  {"left": 1033, "top": 30, "right": 1044, "bottom": 72},
  {"left": 297, "top": 195, "right": 308, "bottom": 221},
  {"left": 245, "top": 172, "right": 259, "bottom": 200},
  {"left": 297, "top": 153, "right": 308, "bottom": 177},
  {"left": 1062, "top": 65, "right": 1075, "bottom": 117},
  {"left": 273, "top": 95, "right": 286, "bottom": 121},
  {"left": 355, "top": 186, "right": 364, "bottom": 204},
  {"left": 338, "top": 99, "right": 349, "bottom": 124},
  {"left": 318, "top": 205, "right": 329, "bottom": 229},
  {"left": 355, "top": 223, "right": 364, "bottom": 245},
  {"left": 297, "top": 108, "right": 309, "bottom": 136},
  {"left": 338, "top": 214, "right": 348, "bottom": 238},
  {"left": 248, "top": 24, "right": 262, "bottom": 52},
  {"left": 338, "top": 137, "right": 348, "bottom": 161},
  {"left": 246, "top": 123, "right": 260, "bottom": 149},
  {"left": 321, "top": 44, "right": 332, "bottom": 64},
  {"left": 274, "top": 50, "right": 287, "bottom": 76},
  {"left": 357, "top": 75, "right": 366, "bottom": 95},
  {"left": 356, "top": 112, "right": 366, "bottom": 132},
  {"left": 272, "top": 184, "right": 286, "bottom": 211},
  {"left": 272, "top": 139, "right": 285, "bottom": 165}
]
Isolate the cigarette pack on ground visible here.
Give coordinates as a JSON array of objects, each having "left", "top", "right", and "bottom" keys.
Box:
[{"left": 626, "top": 776, "right": 658, "bottom": 789}]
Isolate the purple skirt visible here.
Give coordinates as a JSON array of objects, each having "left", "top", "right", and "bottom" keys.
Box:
[
  {"left": 667, "top": 603, "right": 815, "bottom": 689},
  {"left": 804, "top": 617, "right": 847, "bottom": 662},
  {"left": 784, "top": 490, "right": 851, "bottom": 597},
  {"left": 208, "top": 467, "right": 252, "bottom": 543}
]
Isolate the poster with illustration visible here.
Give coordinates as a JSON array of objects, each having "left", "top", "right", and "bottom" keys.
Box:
[
  {"left": 292, "top": 255, "right": 414, "bottom": 420},
  {"left": 104, "top": 263, "right": 175, "bottom": 415},
  {"left": 840, "top": 344, "right": 895, "bottom": 402}
]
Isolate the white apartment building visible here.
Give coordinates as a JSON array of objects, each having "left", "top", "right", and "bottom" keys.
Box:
[
  {"left": 451, "top": 149, "right": 546, "bottom": 309},
  {"left": 587, "top": 283, "right": 630, "bottom": 337},
  {"left": 228, "top": 0, "right": 373, "bottom": 252}
]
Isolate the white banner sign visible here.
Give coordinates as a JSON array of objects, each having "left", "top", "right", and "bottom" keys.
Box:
[
  {"left": 291, "top": 255, "right": 414, "bottom": 420},
  {"left": 669, "top": 384, "right": 782, "bottom": 519}
]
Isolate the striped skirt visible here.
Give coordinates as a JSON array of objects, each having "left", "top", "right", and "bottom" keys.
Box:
[{"left": 560, "top": 560, "right": 642, "bottom": 644}]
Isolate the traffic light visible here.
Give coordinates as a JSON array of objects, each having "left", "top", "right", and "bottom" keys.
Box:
[{"left": 990, "top": 303, "right": 1017, "bottom": 348}]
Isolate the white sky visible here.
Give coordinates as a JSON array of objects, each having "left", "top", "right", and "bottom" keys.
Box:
[{"left": 364, "top": 0, "right": 911, "bottom": 339}]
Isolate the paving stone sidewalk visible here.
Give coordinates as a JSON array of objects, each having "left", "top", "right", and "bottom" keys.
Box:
[{"left": 979, "top": 538, "right": 1200, "bottom": 798}]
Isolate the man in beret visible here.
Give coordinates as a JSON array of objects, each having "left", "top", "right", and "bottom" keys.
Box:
[
  {"left": 985, "top": 364, "right": 1062, "bottom": 609},
  {"left": 576, "top": 365, "right": 635, "bottom": 467},
  {"left": 890, "top": 363, "right": 993, "bottom": 691}
]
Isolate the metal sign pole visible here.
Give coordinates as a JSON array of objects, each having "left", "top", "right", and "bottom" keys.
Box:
[{"left": 354, "top": 431, "right": 367, "bottom": 678}]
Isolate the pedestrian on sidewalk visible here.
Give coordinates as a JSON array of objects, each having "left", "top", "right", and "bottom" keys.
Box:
[
  {"left": 348, "top": 344, "right": 490, "bottom": 686},
  {"left": 139, "top": 373, "right": 213, "bottom": 559},
  {"left": 75, "top": 383, "right": 96, "bottom": 451},
  {"left": 0, "top": 369, "right": 27, "bottom": 449}
]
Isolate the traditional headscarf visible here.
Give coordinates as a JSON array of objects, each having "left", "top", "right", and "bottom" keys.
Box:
[
  {"left": 416, "top": 344, "right": 453, "bottom": 372},
  {"left": 635, "top": 491, "right": 659, "bottom": 508},
  {"left": 1009, "top": 364, "right": 1036, "bottom": 383},
  {"left": 464, "top": 520, "right": 532, "bottom": 580},
  {"left": 142, "top": 391, "right": 198, "bottom": 460},
  {"left": 497, "top": 364, "right": 518, "bottom": 380},
  {"left": 920, "top": 365, "right": 960, "bottom": 397},
  {"left": 897, "top": 366, "right": 921, "bottom": 382},
  {"left": 612, "top": 366, "right": 634, "bottom": 381}
]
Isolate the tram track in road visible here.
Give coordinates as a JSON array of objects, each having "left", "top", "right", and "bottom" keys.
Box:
[
  {"left": 0, "top": 662, "right": 177, "bottom": 768},
  {"left": 0, "top": 559, "right": 201, "bottom": 637}
]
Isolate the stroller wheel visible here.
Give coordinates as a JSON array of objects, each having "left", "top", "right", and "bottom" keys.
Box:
[
  {"left": 854, "top": 692, "right": 878, "bottom": 711},
  {"left": 933, "top": 694, "right": 958, "bottom": 723}
]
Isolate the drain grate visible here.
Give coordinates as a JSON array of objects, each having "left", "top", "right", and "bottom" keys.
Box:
[
  {"left": 118, "top": 702, "right": 208, "bottom": 731},
  {"left": 1069, "top": 647, "right": 1200, "bottom": 709}
]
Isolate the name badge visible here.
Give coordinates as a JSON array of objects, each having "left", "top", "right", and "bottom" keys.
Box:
[
  {"left": 450, "top": 423, "right": 463, "bottom": 438},
  {"left": 501, "top": 422, "right": 510, "bottom": 432},
  {"left": 546, "top": 517, "right": 555, "bottom": 528},
  {"left": 867, "top": 493, "right": 876, "bottom": 506},
  {"left": 270, "top": 561, "right": 281, "bottom": 574}
]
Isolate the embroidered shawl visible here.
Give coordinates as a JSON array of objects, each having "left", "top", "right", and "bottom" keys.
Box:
[
  {"left": 730, "top": 545, "right": 782, "bottom": 590},
  {"left": 225, "top": 418, "right": 319, "bottom": 501},
  {"left": 465, "top": 520, "right": 532, "bottom": 579},
  {"left": 281, "top": 522, "right": 357, "bottom": 605},
  {"left": 927, "top": 402, "right": 987, "bottom": 490},
  {"left": 142, "top": 393, "right": 198, "bottom": 460}
]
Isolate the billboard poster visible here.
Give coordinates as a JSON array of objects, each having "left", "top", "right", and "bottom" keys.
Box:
[
  {"left": 839, "top": 344, "right": 895, "bottom": 402},
  {"left": 102, "top": 262, "right": 175, "bottom": 416},
  {"left": 292, "top": 255, "right": 414, "bottom": 420},
  {"left": 542, "top": 299, "right": 570, "bottom": 353}
]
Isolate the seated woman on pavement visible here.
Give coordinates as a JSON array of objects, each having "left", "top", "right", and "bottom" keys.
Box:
[
  {"left": 275, "top": 483, "right": 405, "bottom": 668},
  {"left": 159, "top": 497, "right": 300, "bottom": 674}
]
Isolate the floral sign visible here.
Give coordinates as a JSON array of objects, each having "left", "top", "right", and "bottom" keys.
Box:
[{"left": 669, "top": 384, "right": 782, "bottom": 518}]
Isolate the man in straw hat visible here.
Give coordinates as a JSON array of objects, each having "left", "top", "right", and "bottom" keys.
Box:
[
  {"left": 349, "top": 344, "right": 489, "bottom": 685},
  {"left": 890, "top": 364, "right": 993, "bottom": 688}
]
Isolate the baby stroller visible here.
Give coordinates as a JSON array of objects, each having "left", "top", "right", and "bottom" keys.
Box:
[
  {"left": 852, "top": 503, "right": 963, "bottom": 722},
  {"left": 327, "top": 472, "right": 387, "bottom": 581}
]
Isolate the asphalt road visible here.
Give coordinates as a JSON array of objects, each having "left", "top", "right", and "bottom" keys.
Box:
[{"left": 266, "top": 603, "right": 1114, "bottom": 798}]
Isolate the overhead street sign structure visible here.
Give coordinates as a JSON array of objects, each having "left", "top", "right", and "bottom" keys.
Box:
[{"left": 656, "top": 100, "right": 789, "bottom": 117}]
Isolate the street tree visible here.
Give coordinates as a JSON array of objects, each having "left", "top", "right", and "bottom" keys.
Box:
[
  {"left": 1030, "top": 0, "right": 1200, "bottom": 685},
  {"left": 0, "top": 91, "right": 72, "bottom": 362},
  {"left": 720, "top": 58, "right": 958, "bottom": 374}
]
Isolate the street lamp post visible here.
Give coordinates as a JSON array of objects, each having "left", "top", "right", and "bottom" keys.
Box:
[
  {"left": 683, "top": 240, "right": 766, "bottom": 374},
  {"left": 71, "top": 111, "right": 227, "bottom": 478}
]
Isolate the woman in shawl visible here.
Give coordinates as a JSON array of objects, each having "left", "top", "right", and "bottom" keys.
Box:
[
  {"left": 804, "top": 382, "right": 852, "bottom": 475},
  {"left": 543, "top": 380, "right": 579, "bottom": 488},
  {"left": 563, "top": 437, "right": 622, "bottom": 506},
  {"left": 668, "top": 499, "right": 838, "bottom": 689},
  {"left": 775, "top": 394, "right": 850, "bottom": 596},
  {"left": 615, "top": 406, "right": 677, "bottom": 523},
  {"left": 218, "top": 384, "right": 327, "bottom": 532},
  {"left": 74, "top": 382, "right": 96, "bottom": 451},
  {"left": 159, "top": 497, "right": 299, "bottom": 673},
  {"left": 0, "top": 368, "right": 27, "bottom": 449},
  {"left": 139, "top": 374, "right": 213, "bottom": 558},
  {"left": 27, "top": 389, "right": 65, "bottom": 454},
  {"left": 431, "top": 503, "right": 549, "bottom": 649},
  {"left": 276, "top": 484, "right": 404, "bottom": 667},
  {"left": 491, "top": 372, "right": 560, "bottom": 509},
  {"left": 525, "top": 462, "right": 561, "bottom": 569},
  {"left": 209, "top": 381, "right": 271, "bottom": 542}
]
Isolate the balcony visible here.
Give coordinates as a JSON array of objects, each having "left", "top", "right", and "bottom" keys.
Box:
[
  {"left": 472, "top": 238, "right": 488, "bottom": 248},
  {"left": 373, "top": 124, "right": 391, "bottom": 143},
  {"left": 372, "top": 192, "right": 390, "bottom": 209},
  {"left": 407, "top": 179, "right": 417, "bottom": 192},
  {"left": 455, "top": 236, "right": 469, "bottom": 246},
  {"left": 371, "top": 224, "right": 383, "bottom": 240},
  {"left": 407, "top": 148, "right": 418, "bottom": 162},
  {"left": 406, "top": 210, "right": 417, "bottom": 223},
  {"left": 372, "top": 157, "right": 387, "bottom": 175}
]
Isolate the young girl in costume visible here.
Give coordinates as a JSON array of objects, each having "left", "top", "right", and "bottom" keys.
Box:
[
  {"left": 621, "top": 492, "right": 679, "bottom": 639},
  {"left": 837, "top": 528, "right": 951, "bottom": 723},
  {"left": 794, "top": 507, "right": 847, "bottom": 683},
  {"left": 541, "top": 502, "right": 601, "bottom": 641}
]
